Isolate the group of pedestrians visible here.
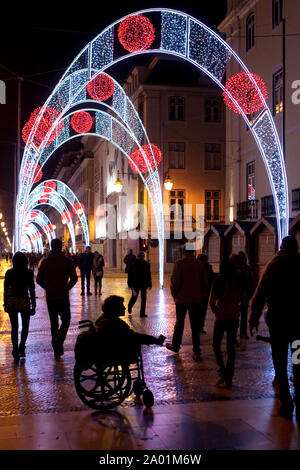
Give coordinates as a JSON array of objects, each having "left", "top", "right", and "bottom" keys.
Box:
[
  {"left": 3, "top": 240, "right": 105, "bottom": 359},
  {"left": 3, "top": 235, "right": 300, "bottom": 421}
]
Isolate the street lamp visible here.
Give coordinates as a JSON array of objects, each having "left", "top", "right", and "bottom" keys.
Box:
[
  {"left": 113, "top": 175, "right": 123, "bottom": 193},
  {"left": 0, "top": 212, "right": 3, "bottom": 220},
  {"left": 164, "top": 171, "right": 174, "bottom": 191}
]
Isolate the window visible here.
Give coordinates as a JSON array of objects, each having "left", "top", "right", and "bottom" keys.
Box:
[
  {"left": 169, "top": 96, "right": 185, "bottom": 121},
  {"left": 205, "top": 143, "right": 221, "bottom": 170},
  {"left": 170, "top": 189, "right": 185, "bottom": 220},
  {"left": 205, "top": 99, "right": 220, "bottom": 122},
  {"left": 246, "top": 13, "right": 255, "bottom": 51},
  {"left": 273, "top": 69, "right": 283, "bottom": 115},
  {"left": 247, "top": 161, "right": 256, "bottom": 200},
  {"left": 292, "top": 188, "right": 300, "bottom": 212},
  {"left": 261, "top": 195, "right": 275, "bottom": 216},
  {"left": 168, "top": 142, "right": 185, "bottom": 169},
  {"left": 205, "top": 190, "right": 221, "bottom": 221},
  {"left": 273, "top": 0, "right": 283, "bottom": 28}
]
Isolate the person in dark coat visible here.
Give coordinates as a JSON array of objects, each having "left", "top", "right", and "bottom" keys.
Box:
[
  {"left": 127, "top": 252, "right": 152, "bottom": 317},
  {"left": 250, "top": 235, "right": 300, "bottom": 421},
  {"left": 92, "top": 252, "right": 105, "bottom": 295},
  {"left": 4, "top": 251, "right": 36, "bottom": 359},
  {"left": 36, "top": 238, "right": 78, "bottom": 357},
  {"left": 78, "top": 246, "right": 94, "bottom": 295},
  {"left": 124, "top": 249, "right": 136, "bottom": 286},
  {"left": 197, "top": 253, "right": 217, "bottom": 334},
  {"left": 94, "top": 295, "right": 165, "bottom": 361},
  {"left": 210, "top": 258, "right": 247, "bottom": 389},
  {"left": 166, "top": 248, "right": 208, "bottom": 361}
]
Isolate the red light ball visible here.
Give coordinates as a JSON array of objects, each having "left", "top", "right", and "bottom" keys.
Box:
[
  {"left": 223, "top": 72, "right": 268, "bottom": 115},
  {"left": 86, "top": 74, "right": 114, "bottom": 101},
  {"left": 72, "top": 202, "right": 85, "bottom": 215},
  {"left": 129, "top": 144, "right": 162, "bottom": 174},
  {"left": 118, "top": 15, "right": 155, "bottom": 53},
  {"left": 70, "top": 111, "right": 93, "bottom": 133},
  {"left": 22, "top": 106, "right": 64, "bottom": 148},
  {"left": 61, "top": 211, "right": 73, "bottom": 224}
]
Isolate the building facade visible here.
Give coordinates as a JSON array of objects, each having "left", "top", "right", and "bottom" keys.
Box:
[{"left": 218, "top": 0, "right": 300, "bottom": 278}]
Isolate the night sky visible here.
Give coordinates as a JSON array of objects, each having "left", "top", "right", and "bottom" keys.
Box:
[{"left": 0, "top": 1, "right": 227, "bottom": 227}]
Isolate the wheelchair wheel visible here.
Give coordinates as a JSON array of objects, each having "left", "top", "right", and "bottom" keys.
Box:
[
  {"left": 142, "top": 389, "right": 154, "bottom": 408},
  {"left": 74, "top": 361, "right": 131, "bottom": 411}
]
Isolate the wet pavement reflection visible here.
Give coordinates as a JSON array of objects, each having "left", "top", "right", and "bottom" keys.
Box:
[{"left": 0, "top": 261, "right": 293, "bottom": 417}]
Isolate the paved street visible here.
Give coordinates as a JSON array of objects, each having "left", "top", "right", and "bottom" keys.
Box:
[{"left": 0, "top": 261, "right": 298, "bottom": 450}]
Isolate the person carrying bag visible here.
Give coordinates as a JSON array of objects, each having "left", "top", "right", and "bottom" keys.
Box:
[{"left": 4, "top": 251, "right": 36, "bottom": 359}]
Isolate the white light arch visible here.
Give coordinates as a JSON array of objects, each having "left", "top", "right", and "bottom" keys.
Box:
[
  {"left": 29, "top": 179, "right": 90, "bottom": 248},
  {"left": 16, "top": 8, "right": 289, "bottom": 287},
  {"left": 26, "top": 188, "right": 77, "bottom": 252}
]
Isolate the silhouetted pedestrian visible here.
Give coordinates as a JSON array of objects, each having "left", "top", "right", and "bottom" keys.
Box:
[
  {"left": 250, "top": 235, "right": 300, "bottom": 421},
  {"left": 210, "top": 258, "right": 247, "bottom": 389},
  {"left": 36, "top": 238, "right": 78, "bottom": 357},
  {"left": 124, "top": 249, "right": 136, "bottom": 286},
  {"left": 78, "top": 246, "right": 94, "bottom": 295},
  {"left": 4, "top": 251, "right": 36, "bottom": 359},
  {"left": 92, "top": 252, "right": 104, "bottom": 295},
  {"left": 166, "top": 247, "right": 208, "bottom": 361},
  {"left": 197, "top": 253, "right": 216, "bottom": 334},
  {"left": 127, "top": 252, "right": 152, "bottom": 317}
]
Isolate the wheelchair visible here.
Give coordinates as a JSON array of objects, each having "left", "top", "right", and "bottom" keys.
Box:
[{"left": 74, "top": 319, "right": 155, "bottom": 411}]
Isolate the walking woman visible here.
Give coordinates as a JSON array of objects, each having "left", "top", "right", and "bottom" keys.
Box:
[
  {"left": 4, "top": 251, "right": 36, "bottom": 359},
  {"left": 92, "top": 252, "right": 105, "bottom": 295},
  {"left": 209, "top": 258, "right": 247, "bottom": 389}
]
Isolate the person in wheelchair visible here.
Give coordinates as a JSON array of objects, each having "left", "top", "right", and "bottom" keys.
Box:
[{"left": 94, "top": 295, "right": 165, "bottom": 363}]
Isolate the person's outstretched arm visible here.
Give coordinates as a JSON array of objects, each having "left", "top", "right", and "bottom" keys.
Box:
[{"left": 67, "top": 261, "right": 78, "bottom": 290}]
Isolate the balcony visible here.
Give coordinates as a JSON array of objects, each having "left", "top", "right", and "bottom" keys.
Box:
[{"left": 237, "top": 200, "right": 258, "bottom": 220}]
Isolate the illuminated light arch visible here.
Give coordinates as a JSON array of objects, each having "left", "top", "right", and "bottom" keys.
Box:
[
  {"left": 16, "top": 8, "right": 289, "bottom": 288},
  {"left": 23, "top": 224, "right": 43, "bottom": 253},
  {"left": 26, "top": 187, "right": 77, "bottom": 252},
  {"left": 27, "top": 179, "right": 90, "bottom": 249},
  {"left": 23, "top": 209, "right": 56, "bottom": 246},
  {"left": 25, "top": 109, "right": 162, "bottom": 264}
]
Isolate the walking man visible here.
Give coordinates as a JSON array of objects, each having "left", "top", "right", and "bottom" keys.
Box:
[
  {"left": 37, "top": 238, "right": 78, "bottom": 357},
  {"left": 127, "top": 252, "right": 152, "bottom": 317},
  {"left": 166, "top": 247, "right": 208, "bottom": 361},
  {"left": 78, "top": 246, "right": 94, "bottom": 295},
  {"left": 250, "top": 236, "right": 300, "bottom": 420}
]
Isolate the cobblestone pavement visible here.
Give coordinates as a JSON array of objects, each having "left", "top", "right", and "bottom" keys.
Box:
[{"left": 0, "top": 261, "right": 292, "bottom": 418}]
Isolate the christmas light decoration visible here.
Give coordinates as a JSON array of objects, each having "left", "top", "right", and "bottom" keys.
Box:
[
  {"left": 16, "top": 8, "right": 290, "bottom": 289},
  {"left": 72, "top": 202, "right": 85, "bottom": 215},
  {"left": 29, "top": 210, "right": 39, "bottom": 220},
  {"left": 70, "top": 111, "right": 93, "bottom": 133},
  {"left": 22, "top": 106, "right": 64, "bottom": 148},
  {"left": 118, "top": 14, "right": 155, "bottom": 52},
  {"left": 24, "top": 163, "right": 43, "bottom": 184},
  {"left": 26, "top": 179, "right": 89, "bottom": 250},
  {"left": 129, "top": 144, "right": 162, "bottom": 173},
  {"left": 86, "top": 74, "right": 114, "bottom": 101},
  {"left": 223, "top": 72, "right": 268, "bottom": 115},
  {"left": 61, "top": 211, "right": 73, "bottom": 224},
  {"left": 39, "top": 181, "right": 57, "bottom": 203}
]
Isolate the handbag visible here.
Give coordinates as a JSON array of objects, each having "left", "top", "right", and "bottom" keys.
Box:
[
  {"left": 5, "top": 297, "right": 31, "bottom": 312},
  {"left": 96, "top": 270, "right": 103, "bottom": 278}
]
